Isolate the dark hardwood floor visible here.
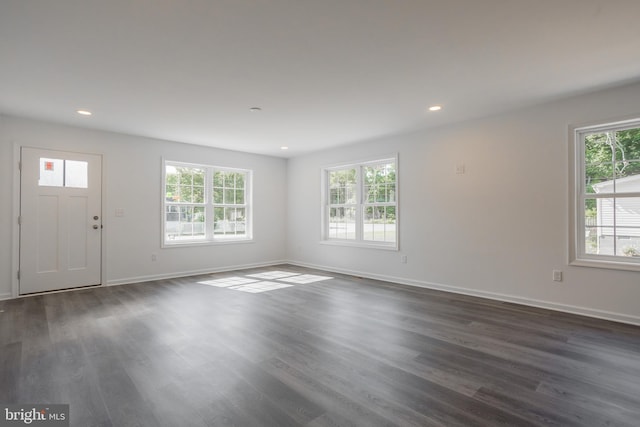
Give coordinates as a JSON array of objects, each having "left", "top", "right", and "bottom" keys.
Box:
[{"left": 1, "top": 265, "right": 640, "bottom": 426}]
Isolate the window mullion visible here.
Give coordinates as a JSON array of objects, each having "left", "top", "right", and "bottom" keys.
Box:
[
  {"left": 356, "top": 166, "right": 363, "bottom": 242},
  {"left": 611, "top": 130, "right": 617, "bottom": 256},
  {"left": 205, "top": 167, "right": 213, "bottom": 240}
]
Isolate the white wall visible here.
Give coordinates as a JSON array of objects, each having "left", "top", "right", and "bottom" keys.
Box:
[
  {"left": 0, "top": 116, "right": 287, "bottom": 298},
  {"left": 287, "top": 81, "right": 640, "bottom": 325}
]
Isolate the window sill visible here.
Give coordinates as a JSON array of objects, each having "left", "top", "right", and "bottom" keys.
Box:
[
  {"left": 162, "top": 238, "right": 254, "bottom": 249},
  {"left": 320, "top": 239, "right": 398, "bottom": 251},
  {"left": 570, "top": 257, "right": 640, "bottom": 272}
]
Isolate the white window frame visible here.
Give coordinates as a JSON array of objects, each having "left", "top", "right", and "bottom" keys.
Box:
[
  {"left": 321, "top": 155, "right": 398, "bottom": 250},
  {"left": 162, "top": 160, "right": 252, "bottom": 247},
  {"left": 570, "top": 117, "right": 640, "bottom": 271}
]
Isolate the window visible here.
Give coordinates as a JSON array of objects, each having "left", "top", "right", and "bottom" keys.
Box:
[
  {"left": 164, "top": 161, "right": 251, "bottom": 245},
  {"left": 323, "top": 156, "right": 397, "bottom": 248},
  {"left": 571, "top": 119, "right": 640, "bottom": 269},
  {"left": 39, "top": 158, "right": 88, "bottom": 188}
]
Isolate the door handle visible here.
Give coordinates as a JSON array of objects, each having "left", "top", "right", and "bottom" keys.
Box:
[{"left": 93, "top": 225, "right": 99, "bottom": 229}]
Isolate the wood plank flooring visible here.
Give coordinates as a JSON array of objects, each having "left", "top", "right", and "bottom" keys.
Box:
[{"left": 1, "top": 265, "right": 640, "bottom": 426}]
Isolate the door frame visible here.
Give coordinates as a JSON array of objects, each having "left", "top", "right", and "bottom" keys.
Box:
[{"left": 11, "top": 143, "right": 107, "bottom": 298}]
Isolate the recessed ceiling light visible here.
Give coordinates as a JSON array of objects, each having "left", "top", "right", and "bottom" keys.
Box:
[
  {"left": 249, "top": 107, "right": 262, "bottom": 112},
  {"left": 428, "top": 105, "right": 442, "bottom": 112},
  {"left": 76, "top": 109, "right": 92, "bottom": 116},
  {"left": 280, "top": 146, "right": 289, "bottom": 150}
]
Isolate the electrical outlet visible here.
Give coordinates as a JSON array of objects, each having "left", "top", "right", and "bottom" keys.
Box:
[
  {"left": 151, "top": 253, "right": 157, "bottom": 262},
  {"left": 552, "top": 270, "right": 562, "bottom": 282},
  {"left": 401, "top": 255, "right": 407, "bottom": 264}
]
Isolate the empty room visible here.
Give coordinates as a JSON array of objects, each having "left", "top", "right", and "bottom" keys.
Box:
[{"left": 2, "top": 1, "right": 640, "bottom": 426}]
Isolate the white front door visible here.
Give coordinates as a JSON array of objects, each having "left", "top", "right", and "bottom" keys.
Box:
[{"left": 19, "top": 147, "right": 102, "bottom": 294}]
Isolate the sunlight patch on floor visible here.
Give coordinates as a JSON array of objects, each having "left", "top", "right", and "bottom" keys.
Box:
[
  {"left": 279, "top": 274, "right": 333, "bottom": 284},
  {"left": 246, "top": 271, "right": 300, "bottom": 280},
  {"left": 229, "top": 281, "right": 293, "bottom": 293},
  {"left": 197, "top": 276, "right": 258, "bottom": 287},
  {"left": 197, "top": 271, "right": 334, "bottom": 293}
]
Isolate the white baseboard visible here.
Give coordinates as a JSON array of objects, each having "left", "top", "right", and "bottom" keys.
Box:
[
  {"left": 287, "top": 260, "right": 640, "bottom": 327},
  {"left": 0, "top": 292, "right": 13, "bottom": 301},
  {"left": 106, "top": 260, "right": 288, "bottom": 286}
]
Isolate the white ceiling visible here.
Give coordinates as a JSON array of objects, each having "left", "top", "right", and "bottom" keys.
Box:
[{"left": 2, "top": 1, "right": 640, "bottom": 158}]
